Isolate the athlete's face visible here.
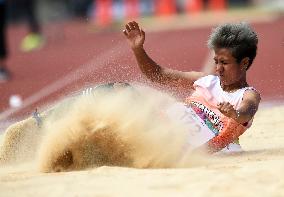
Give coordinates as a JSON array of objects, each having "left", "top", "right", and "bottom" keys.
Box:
[{"left": 213, "top": 48, "right": 247, "bottom": 86}]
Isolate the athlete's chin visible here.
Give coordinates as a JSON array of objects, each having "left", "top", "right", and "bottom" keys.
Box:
[
  {"left": 219, "top": 76, "right": 228, "bottom": 85},
  {"left": 220, "top": 78, "right": 234, "bottom": 86},
  {"left": 218, "top": 75, "right": 234, "bottom": 86}
]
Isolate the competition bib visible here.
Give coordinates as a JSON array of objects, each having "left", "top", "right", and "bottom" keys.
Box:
[{"left": 166, "top": 96, "right": 246, "bottom": 152}]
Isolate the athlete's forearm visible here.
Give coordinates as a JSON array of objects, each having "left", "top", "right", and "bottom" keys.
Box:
[
  {"left": 132, "top": 47, "right": 163, "bottom": 83},
  {"left": 132, "top": 46, "right": 204, "bottom": 88},
  {"left": 206, "top": 119, "right": 245, "bottom": 153}
]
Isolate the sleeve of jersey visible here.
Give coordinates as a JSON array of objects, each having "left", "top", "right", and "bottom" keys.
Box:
[
  {"left": 205, "top": 118, "right": 246, "bottom": 153},
  {"left": 193, "top": 75, "right": 215, "bottom": 88}
]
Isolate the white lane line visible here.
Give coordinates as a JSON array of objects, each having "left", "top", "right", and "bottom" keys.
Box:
[{"left": 0, "top": 41, "right": 126, "bottom": 121}]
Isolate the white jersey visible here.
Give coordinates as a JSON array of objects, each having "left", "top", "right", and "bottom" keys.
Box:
[{"left": 166, "top": 75, "right": 258, "bottom": 153}]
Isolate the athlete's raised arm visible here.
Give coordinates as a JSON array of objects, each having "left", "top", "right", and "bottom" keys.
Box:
[{"left": 123, "top": 21, "right": 206, "bottom": 89}]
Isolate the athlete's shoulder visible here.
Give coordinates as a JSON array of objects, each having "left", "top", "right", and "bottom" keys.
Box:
[
  {"left": 243, "top": 87, "right": 261, "bottom": 103},
  {"left": 239, "top": 88, "right": 261, "bottom": 119}
]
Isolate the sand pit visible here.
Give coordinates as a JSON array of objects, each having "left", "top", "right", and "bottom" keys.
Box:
[{"left": 0, "top": 86, "right": 283, "bottom": 196}]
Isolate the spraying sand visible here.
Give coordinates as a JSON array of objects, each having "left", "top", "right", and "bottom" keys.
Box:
[
  {"left": 0, "top": 84, "right": 201, "bottom": 172},
  {"left": 0, "top": 85, "right": 284, "bottom": 196}
]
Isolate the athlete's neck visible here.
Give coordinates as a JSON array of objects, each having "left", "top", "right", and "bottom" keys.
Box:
[{"left": 221, "top": 78, "right": 248, "bottom": 93}]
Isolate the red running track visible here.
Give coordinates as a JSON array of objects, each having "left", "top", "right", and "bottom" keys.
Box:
[{"left": 0, "top": 17, "right": 284, "bottom": 121}]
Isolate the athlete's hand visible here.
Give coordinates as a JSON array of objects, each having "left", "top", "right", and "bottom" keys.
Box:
[
  {"left": 123, "top": 21, "right": 145, "bottom": 50},
  {"left": 217, "top": 102, "right": 238, "bottom": 120}
]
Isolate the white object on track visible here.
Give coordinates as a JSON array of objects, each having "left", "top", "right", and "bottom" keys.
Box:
[{"left": 9, "top": 95, "right": 23, "bottom": 108}]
